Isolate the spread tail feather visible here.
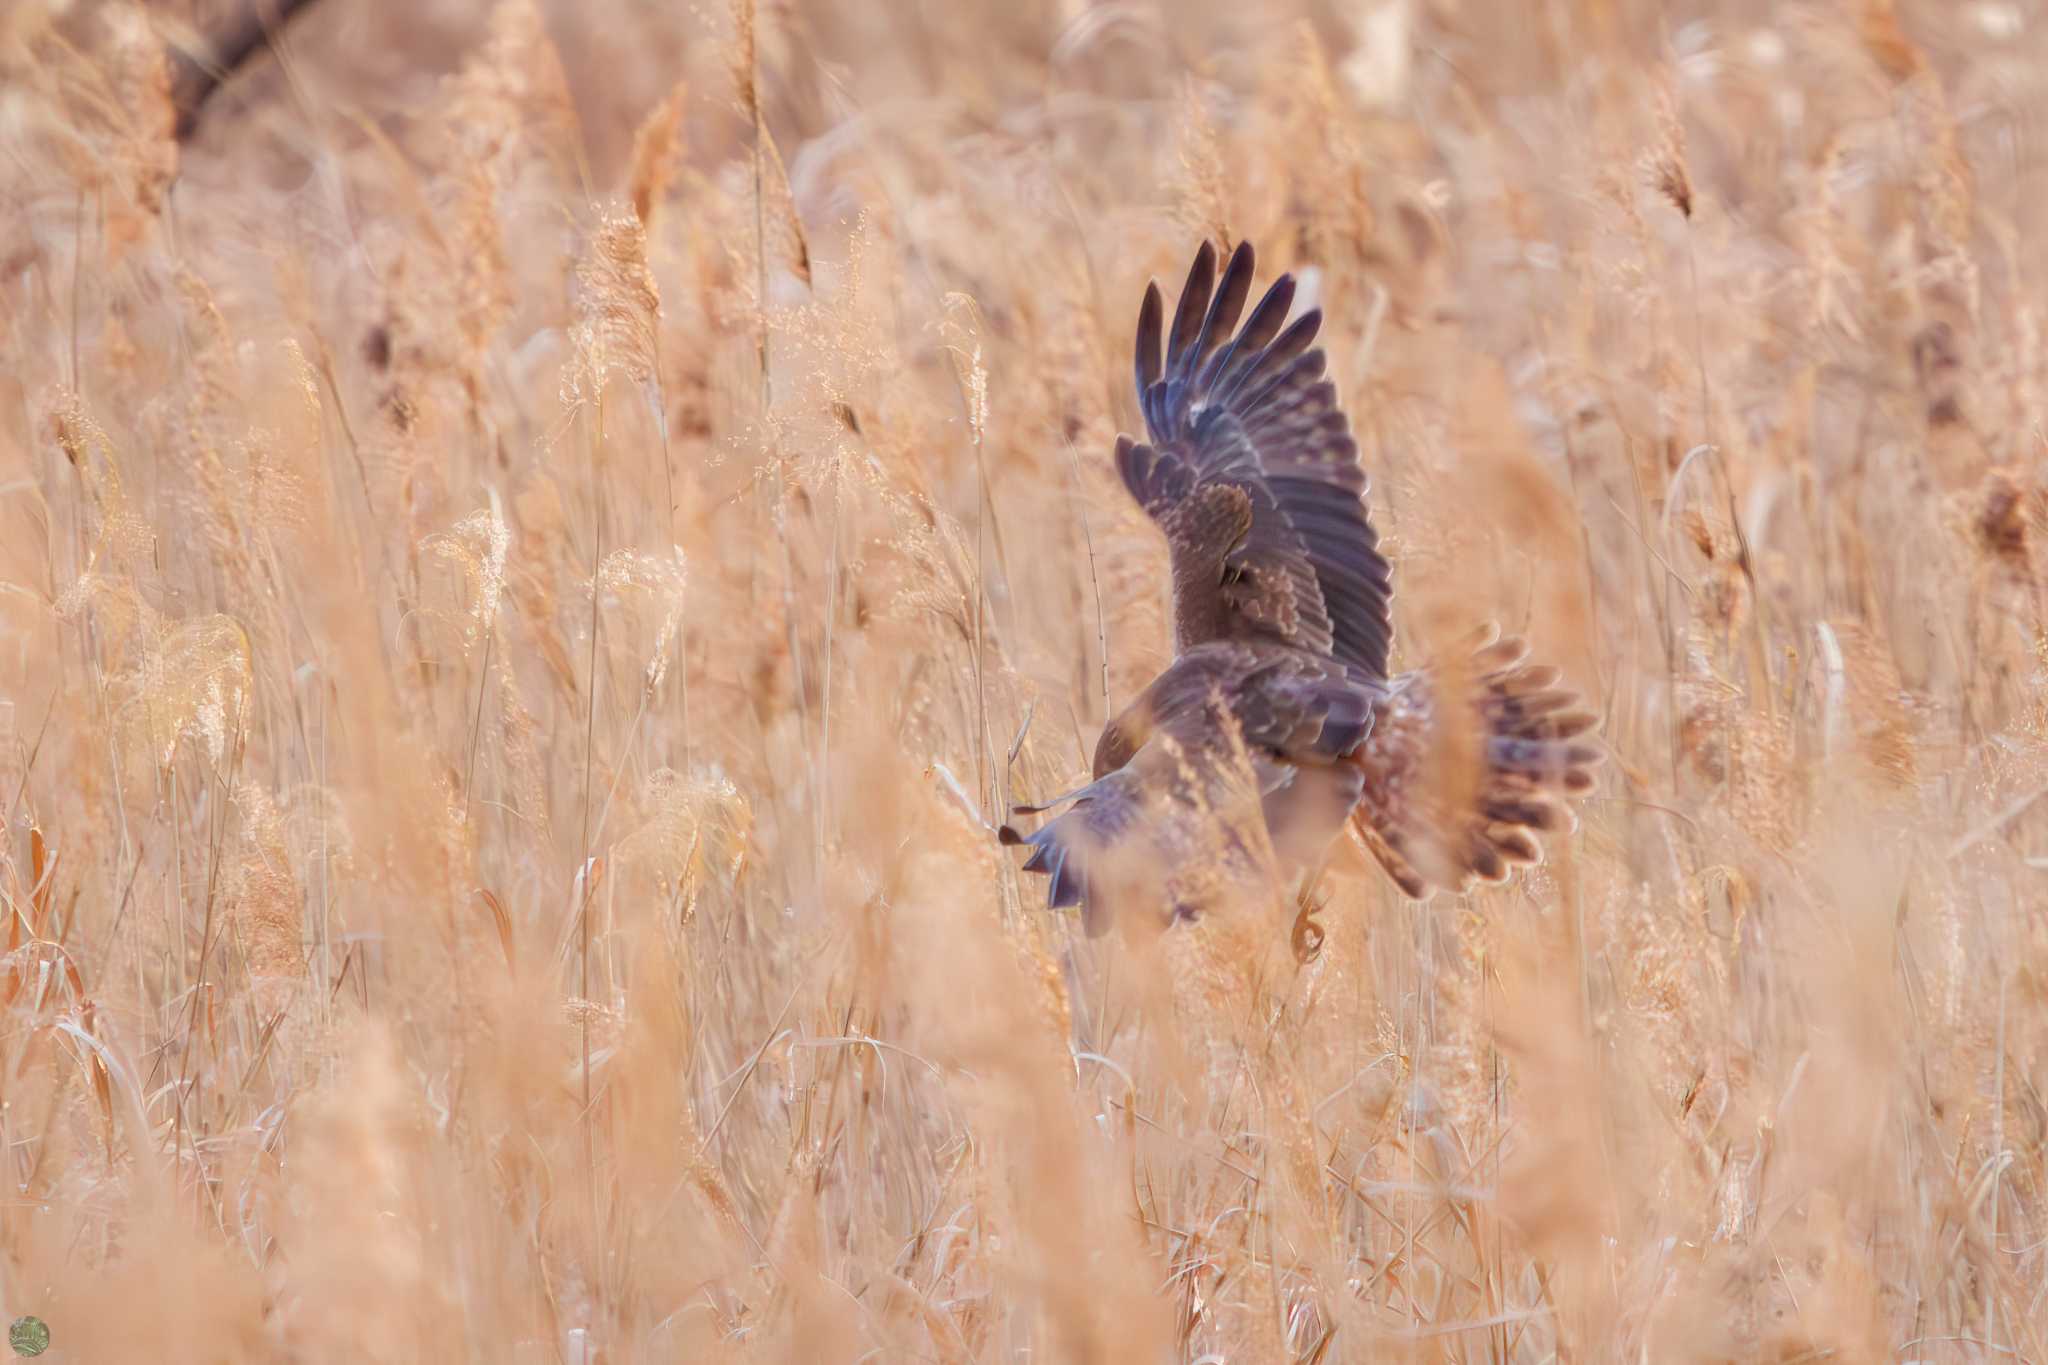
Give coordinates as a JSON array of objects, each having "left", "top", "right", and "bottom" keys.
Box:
[{"left": 1350, "top": 627, "right": 1603, "bottom": 898}]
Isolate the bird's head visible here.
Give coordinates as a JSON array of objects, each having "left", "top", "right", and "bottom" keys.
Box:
[{"left": 1091, "top": 710, "right": 1145, "bottom": 778}]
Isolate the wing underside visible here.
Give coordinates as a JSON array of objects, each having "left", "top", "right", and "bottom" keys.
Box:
[{"left": 1003, "top": 642, "right": 1379, "bottom": 930}]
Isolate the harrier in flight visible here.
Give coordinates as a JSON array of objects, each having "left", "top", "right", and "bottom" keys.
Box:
[{"left": 1003, "top": 241, "right": 1601, "bottom": 932}]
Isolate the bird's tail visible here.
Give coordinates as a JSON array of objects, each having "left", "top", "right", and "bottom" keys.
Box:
[{"left": 1348, "top": 627, "right": 1602, "bottom": 898}]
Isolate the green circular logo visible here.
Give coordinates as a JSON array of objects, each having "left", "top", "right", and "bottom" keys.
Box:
[{"left": 7, "top": 1317, "right": 47, "bottom": 1357}]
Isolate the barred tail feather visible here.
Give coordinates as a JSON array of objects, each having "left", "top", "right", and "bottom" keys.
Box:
[{"left": 1349, "top": 628, "right": 1602, "bottom": 899}]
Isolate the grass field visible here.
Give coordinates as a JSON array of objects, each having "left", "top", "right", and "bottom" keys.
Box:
[{"left": 3, "top": 0, "right": 2047, "bottom": 1358}]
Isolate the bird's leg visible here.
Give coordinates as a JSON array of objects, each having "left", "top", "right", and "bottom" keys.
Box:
[{"left": 1290, "top": 856, "right": 1333, "bottom": 965}]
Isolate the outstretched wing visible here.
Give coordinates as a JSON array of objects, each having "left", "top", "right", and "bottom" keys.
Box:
[{"left": 1117, "top": 240, "right": 1395, "bottom": 680}]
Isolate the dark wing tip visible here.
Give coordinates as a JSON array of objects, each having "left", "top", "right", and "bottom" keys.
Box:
[
  {"left": 1213, "top": 241, "right": 1256, "bottom": 324},
  {"left": 1047, "top": 847, "right": 1084, "bottom": 908},
  {"left": 1187, "top": 240, "right": 1257, "bottom": 382},
  {"left": 1135, "top": 281, "right": 1165, "bottom": 395},
  {"left": 1168, "top": 242, "right": 1220, "bottom": 367},
  {"left": 1197, "top": 268, "right": 1298, "bottom": 394},
  {"left": 1224, "top": 238, "right": 1254, "bottom": 282}
]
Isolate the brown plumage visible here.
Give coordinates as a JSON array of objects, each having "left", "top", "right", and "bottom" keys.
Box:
[{"left": 1003, "top": 241, "right": 1602, "bottom": 932}]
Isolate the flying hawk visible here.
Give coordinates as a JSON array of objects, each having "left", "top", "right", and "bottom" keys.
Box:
[{"left": 1002, "top": 241, "right": 1601, "bottom": 933}]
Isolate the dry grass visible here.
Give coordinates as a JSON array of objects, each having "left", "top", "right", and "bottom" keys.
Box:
[{"left": 2, "top": 0, "right": 2047, "bottom": 1358}]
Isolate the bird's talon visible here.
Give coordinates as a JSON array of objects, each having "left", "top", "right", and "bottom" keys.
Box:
[{"left": 1291, "top": 899, "right": 1326, "bottom": 964}]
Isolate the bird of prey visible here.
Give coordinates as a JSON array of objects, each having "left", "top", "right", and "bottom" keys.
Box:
[{"left": 1002, "top": 240, "right": 1601, "bottom": 934}]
